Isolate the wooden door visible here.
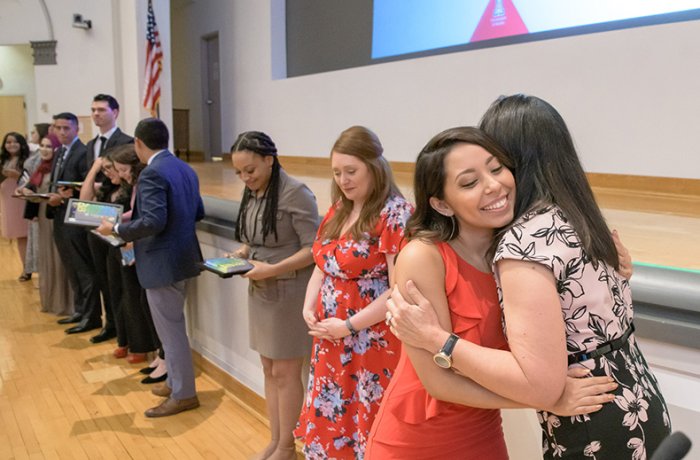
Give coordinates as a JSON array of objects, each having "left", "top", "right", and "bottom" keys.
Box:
[{"left": 0, "top": 96, "right": 28, "bottom": 138}]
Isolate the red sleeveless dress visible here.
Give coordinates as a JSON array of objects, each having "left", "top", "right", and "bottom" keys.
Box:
[{"left": 365, "top": 242, "right": 510, "bottom": 460}]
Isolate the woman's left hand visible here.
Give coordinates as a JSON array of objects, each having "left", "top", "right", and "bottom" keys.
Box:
[
  {"left": 387, "top": 281, "right": 444, "bottom": 352},
  {"left": 241, "top": 260, "right": 276, "bottom": 280},
  {"left": 545, "top": 367, "right": 618, "bottom": 416},
  {"left": 314, "top": 317, "right": 351, "bottom": 340}
]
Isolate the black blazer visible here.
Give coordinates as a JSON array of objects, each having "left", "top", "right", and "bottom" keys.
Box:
[
  {"left": 46, "top": 139, "right": 89, "bottom": 220},
  {"left": 85, "top": 128, "right": 134, "bottom": 170}
]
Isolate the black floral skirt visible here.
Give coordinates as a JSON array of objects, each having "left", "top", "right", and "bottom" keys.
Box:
[{"left": 539, "top": 339, "right": 671, "bottom": 459}]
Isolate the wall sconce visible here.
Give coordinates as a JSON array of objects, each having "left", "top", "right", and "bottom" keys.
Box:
[{"left": 72, "top": 14, "right": 92, "bottom": 30}]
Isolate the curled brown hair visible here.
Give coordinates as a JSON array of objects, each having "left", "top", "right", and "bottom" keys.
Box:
[
  {"left": 407, "top": 126, "right": 513, "bottom": 242},
  {"left": 321, "top": 126, "right": 402, "bottom": 240}
]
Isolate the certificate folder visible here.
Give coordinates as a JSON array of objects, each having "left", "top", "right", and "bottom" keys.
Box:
[
  {"left": 200, "top": 257, "right": 254, "bottom": 278},
  {"left": 64, "top": 199, "right": 123, "bottom": 227}
]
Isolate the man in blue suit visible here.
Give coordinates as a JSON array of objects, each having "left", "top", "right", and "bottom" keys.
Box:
[{"left": 97, "top": 118, "right": 204, "bottom": 417}]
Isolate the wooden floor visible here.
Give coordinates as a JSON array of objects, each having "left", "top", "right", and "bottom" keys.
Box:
[
  {"left": 0, "top": 238, "right": 274, "bottom": 460},
  {"left": 194, "top": 160, "right": 700, "bottom": 271}
]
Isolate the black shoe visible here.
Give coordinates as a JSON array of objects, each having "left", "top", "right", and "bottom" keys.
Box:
[
  {"left": 90, "top": 328, "right": 117, "bottom": 344},
  {"left": 57, "top": 313, "right": 82, "bottom": 325},
  {"left": 65, "top": 319, "right": 101, "bottom": 334},
  {"left": 140, "top": 366, "right": 156, "bottom": 375},
  {"left": 141, "top": 373, "right": 168, "bottom": 384}
]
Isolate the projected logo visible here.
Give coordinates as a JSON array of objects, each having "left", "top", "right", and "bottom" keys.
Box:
[{"left": 471, "top": 0, "right": 528, "bottom": 42}]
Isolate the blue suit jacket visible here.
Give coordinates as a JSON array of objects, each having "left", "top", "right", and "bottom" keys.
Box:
[{"left": 117, "top": 151, "right": 204, "bottom": 289}]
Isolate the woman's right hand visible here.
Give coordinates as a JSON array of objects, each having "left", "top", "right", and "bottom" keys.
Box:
[{"left": 546, "top": 367, "right": 618, "bottom": 416}]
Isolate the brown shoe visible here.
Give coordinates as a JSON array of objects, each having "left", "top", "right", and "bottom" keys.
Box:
[
  {"left": 151, "top": 383, "right": 172, "bottom": 397},
  {"left": 144, "top": 396, "right": 199, "bottom": 418}
]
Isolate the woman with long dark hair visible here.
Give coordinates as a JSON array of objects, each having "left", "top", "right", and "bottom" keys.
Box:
[
  {"left": 230, "top": 131, "right": 319, "bottom": 460},
  {"left": 110, "top": 145, "right": 162, "bottom": 373},
  {"left": 1, "top": 132, "right": 31, "bottom": 278},
  {"left": 386, "top": 95, "right": 670, "bottom": 459}
]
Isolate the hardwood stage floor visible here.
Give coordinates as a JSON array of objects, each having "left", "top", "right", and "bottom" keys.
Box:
[
  {"left": 0, "top": 238, "right": 273, "bottom": 459},
  {"left": 194, "top": 160, "right": 700, "bottom": 271}
]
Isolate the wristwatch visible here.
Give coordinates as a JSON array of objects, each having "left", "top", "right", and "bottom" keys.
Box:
[{"left": 433, "top": 333, "right": 460, "bottom": 369}]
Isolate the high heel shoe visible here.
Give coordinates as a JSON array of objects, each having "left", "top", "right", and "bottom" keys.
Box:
[
  {"left": 18, "top": 273, "right": 32, "bottom": 282},
  {"left": 140, "top": 366, "right": 156, "bottom": 375},
  {"left": 126, "top": 353, "right": 146, "bottom": 364},
  {"left": 113, "top": 346, "right": 128, "bottom": 359},
  {"left": 141, "top": 372, "right": 167, "bottom": 384}
]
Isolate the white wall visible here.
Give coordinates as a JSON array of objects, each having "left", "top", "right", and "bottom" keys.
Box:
[
  {"left": 0, "top": 44, "right": 38, "bottom": 131},
  {"left": 171, "top": 1, "right": 700, "bottom": 179},
  {"left": 0, "top": 0, "right": 172, "bottom": 141}
]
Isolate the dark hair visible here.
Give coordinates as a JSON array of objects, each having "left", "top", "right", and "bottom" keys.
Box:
[
  {"left": 1, "top": 132, "right": 31, "bottom": 170},
  {"left": 93, "top": 94, "right": 120, "bottom": 111},
  {"left": 134, "top": 118, "right": 169, "bottom": 150},
  {"left": 110, "top": 144, "right": 145, "bottom": 183},
  {"left": 479, "top": 94, "right": 618, "bottom": 269},
  {"left": 322, "top": 126, "right": 402, "bottom": 240},
  {"left": 231, "top": 131, "right": 281, "bottom": 243},
  {"left": 408, "top": 127, "right": 514, "bottom": 242},
  {"left": 96, "top": 151, "right": 132, "bottom": 205},
  {"left": 34, "top": 123, "right": 50, "bottom": 140},
  {"left": 54, "top": 112, "right": 79, "bottom": 125}
]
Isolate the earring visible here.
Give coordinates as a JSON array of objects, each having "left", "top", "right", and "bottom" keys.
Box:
[{"left": 447, "top": 215, "right": 457, "bottom": 240}]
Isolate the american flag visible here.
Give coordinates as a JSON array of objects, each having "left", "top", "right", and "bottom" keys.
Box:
[{"left": 142, "top": 0, "right": 162, "bottom": 116}]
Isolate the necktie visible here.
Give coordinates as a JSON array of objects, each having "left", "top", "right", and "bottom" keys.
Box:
[
  {"left": 99, "top": 136, "right": 108, "bottom": 156},
  {"left": 55, "top": 147, "right": 67, "bottom": 177}
]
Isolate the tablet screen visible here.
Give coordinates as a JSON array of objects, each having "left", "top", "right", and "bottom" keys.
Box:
[{"left": 64, "top": 199, "right": 123, "bottom": 227}]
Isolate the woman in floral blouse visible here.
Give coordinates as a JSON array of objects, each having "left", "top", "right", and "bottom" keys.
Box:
[
  {"left": 387, "top": 95, "right": 670, "bottom": 459},
  {"left": 295, "top": 126, "right": 413, "bottom": 459}
]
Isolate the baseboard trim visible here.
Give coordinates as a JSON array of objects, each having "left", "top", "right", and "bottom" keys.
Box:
[
  {"left": 586, "top": 173, "right": 700, "bottom": 197},
  {"left": 192, "top": 351, "right": 268, "bottom": 422},
  {"left": 230, "top": 155, "right": 700, "bottom": 197}
]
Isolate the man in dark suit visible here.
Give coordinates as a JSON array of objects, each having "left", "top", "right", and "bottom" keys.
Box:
[
  {"left": 49, "top": 113, "right": 102, "bottom": 334},
  {"left": 97, "top": 118, "right": 204, "bottom": 417},
  {"left": 84, "top": 94, "right": 134, "bottom": 344}
]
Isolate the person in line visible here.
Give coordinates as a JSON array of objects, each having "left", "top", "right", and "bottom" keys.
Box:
[
  {"left": 17, "top": 135, "right": 73, "bottom": 314},
  {"left": 386, "top": 95, "right": 670, "bottom": 459},
  {"left": 80, "top": 152, "right": 132, "bottom": 359},
  {"left": 97, "top": 118, "right": 204, "bottom": 418},
  {"left": 366, "top": 127, "right": 622, "bottom": 459},
  {"left": 21, "top": 123, "right": 52, "bottom": 282},
  {"left": 1, "top": 132, "right": 31, "bottom": 279},
  {"left": 48, "top": 112, "right": 102, "bottom": 333},
  {"left": 84, "top": 93, "right": 134, "bottom": 345},
  {"left": 229, "top": 131, "right": 319, "bottom": 460},
  {"left": 110, "top": 145, "right": 163, "bottom": 380},
  {"left": 295, "top": 126, "right": 413, "bottom": 459}
]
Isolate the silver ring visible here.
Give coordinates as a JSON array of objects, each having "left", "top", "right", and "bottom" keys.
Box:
[{"left": 385, "top": 312, "right": 393, "bottom": 326}]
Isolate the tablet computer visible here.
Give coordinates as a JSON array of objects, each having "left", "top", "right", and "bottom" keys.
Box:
[
  {"left": 89, "top": 229, "right": 126, "bottom": 247},
  {"left": 64, "top": 199, "right": 123, "bottom": 227},
  {"left": 200, "top": 257, "right": 254, "bottom": 278},
  {"left": 53, "top": 181, "right": 83, "bottom": 189},
  {"left": 12, "top": 192, "right": 52, "bottom": 202}
]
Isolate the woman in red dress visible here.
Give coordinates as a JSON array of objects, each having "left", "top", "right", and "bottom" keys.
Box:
[{"left": 295, "top": 126, "right": 413, "bottom": 459}]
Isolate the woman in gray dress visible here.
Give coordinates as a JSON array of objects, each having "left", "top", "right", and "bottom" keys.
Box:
[{"left": 230, "top": 131, "right": 319, "bottom": 460}]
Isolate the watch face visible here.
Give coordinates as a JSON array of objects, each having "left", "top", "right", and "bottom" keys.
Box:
[{"left": 433, "top": 353, "right": 452, "bottom": 369}]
